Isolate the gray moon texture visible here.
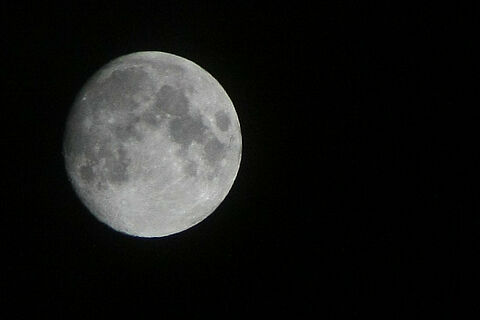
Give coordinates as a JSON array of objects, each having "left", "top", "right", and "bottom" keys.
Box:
[{"left": 63, "top": 51, "right": 242, "bottom": 237}]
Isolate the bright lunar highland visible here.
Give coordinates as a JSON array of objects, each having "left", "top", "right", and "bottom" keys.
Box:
[{"left": 63, "top": 51, "right": 242, "bottom": 237}]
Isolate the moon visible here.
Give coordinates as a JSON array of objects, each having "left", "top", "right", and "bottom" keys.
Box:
[{"left": 63, "top": 51, "right": 242, "bottom": 237}]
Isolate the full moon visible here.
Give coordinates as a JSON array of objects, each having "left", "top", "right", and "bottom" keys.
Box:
[{"left": 63, "top": 51, "right": 242, "bottom": 237}]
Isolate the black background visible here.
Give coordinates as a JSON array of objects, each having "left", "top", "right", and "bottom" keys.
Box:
[{"left": 3, "top": 1, "right": 477, "bottom": 317}]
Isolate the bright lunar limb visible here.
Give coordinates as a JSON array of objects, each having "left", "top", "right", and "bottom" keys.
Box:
[{"left": 63, "top": 51, "right": 242, "bottom": 237}]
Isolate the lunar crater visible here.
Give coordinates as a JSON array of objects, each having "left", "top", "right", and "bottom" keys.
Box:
[
  {"left": 215, "top": 110, "right": 231, "bottom": 131},
  {"left": 204, "top": 136, "right": 227, "bottom": 166},
  {"left": 113, "top": 119, "right": 144, "bottom": 142},
  {"left": 79, "top": 165, "right": 94, "bottom": 182},
  {"left": 91, "top": 67, "right": 154, "bottom": 113},
  {"left": 184, "top": 160, "right": 198, "bottom": 177},
  {"left": 168, "top": 115, "right": 208, "bottom": 148},
  {"left": 155, "top": 84, "right": 190, "bottom": 116}
]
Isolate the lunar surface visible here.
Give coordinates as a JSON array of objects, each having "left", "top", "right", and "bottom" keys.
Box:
[{"left": 63, "top": 51, "right": 242, "bottom": 237}]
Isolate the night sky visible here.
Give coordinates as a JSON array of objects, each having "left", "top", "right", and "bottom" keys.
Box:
[{"left": 3, "top": 2, "right": 476, "bottom": 317}]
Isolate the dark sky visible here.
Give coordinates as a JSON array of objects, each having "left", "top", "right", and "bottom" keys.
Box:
[{"left": 3, "top": 1, "right": 477, "bottom": 317}]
